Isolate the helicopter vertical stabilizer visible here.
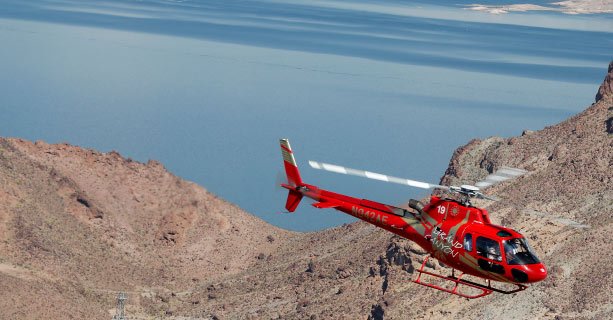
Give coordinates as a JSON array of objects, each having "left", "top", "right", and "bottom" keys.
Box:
[
  {"left": 280, "top": 139, "right": 303, "bottom": 187},
  {"left": 280, "top": 139, "right": 304, "bottom": 212}
]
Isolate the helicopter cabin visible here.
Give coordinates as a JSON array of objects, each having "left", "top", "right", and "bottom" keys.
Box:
[{"left": 423, "top": 196, "right": 543, "bottom": 283}]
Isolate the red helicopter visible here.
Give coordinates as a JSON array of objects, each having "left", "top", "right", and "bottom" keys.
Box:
[{"left": 278, "top": 139, "right": 547, "bottom": 298}]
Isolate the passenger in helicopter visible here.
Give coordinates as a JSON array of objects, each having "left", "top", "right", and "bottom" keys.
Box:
[
  {"left": 476, "top": 236, "right": 505, "bottom": 273},
  {"left": 476, "top": 236, "right": 502, "bottom": 262},
  {"left": 487, "top": 246, "right": 500, "bottom": 261}
]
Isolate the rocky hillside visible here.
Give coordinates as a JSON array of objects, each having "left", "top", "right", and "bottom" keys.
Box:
[
  {"left": 0, "top": 61, "right": 611, "bottom": 320},
  {"left": 0, "top": 139, "right": 292, "bottom": 319}
]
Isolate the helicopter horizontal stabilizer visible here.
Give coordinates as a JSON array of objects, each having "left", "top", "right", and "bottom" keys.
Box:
[{"left": 312, "top": 201, "right": 341, "bottom": 209}]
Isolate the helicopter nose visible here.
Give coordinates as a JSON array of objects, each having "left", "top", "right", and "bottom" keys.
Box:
[
  {"left": 510, "top": 264, "right": 547, "bottom": 283},
  {"left": 529, "top": 264, "right": 548, "bottom": 282}
]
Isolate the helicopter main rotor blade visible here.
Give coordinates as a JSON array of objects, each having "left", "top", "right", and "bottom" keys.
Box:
[
  {"left": 475, "top": 167, "right": 528, "bottom": 188},
  {"left": 523, "top": 209, "right": 590, "bottom": 229},
  {"left": 477, "top": 193, "right": 501, "bottom": 201},
  {"left": 308, "top": 160, "right": 449, "bottom": 190}
]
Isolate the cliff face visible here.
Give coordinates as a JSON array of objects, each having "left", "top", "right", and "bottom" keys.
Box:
[{"left": 0, "top": 62, "right": 611, "bottom": 320}]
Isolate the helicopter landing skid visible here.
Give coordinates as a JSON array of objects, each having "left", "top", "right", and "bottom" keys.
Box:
[{"left": 413, "top": 256, "right": 527, "bottom": 299}]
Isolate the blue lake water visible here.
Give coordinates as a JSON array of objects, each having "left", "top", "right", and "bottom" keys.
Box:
[{"left": 0, "top": 0, "right": 611, "bottom": 231}]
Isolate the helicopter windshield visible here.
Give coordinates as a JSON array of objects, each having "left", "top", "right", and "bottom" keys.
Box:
[{"left": 504, "top": 238, "right": 540, "bottom": 265}]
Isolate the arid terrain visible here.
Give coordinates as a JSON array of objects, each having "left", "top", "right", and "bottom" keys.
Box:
[
  {"left": 467, "top": 0, "right": 613, "bottom": 15},
  {"left": 1, "top": 62, "right": 612, "bottom": 319}
]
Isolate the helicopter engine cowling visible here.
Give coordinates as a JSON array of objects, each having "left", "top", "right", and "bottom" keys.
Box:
[{"left": 408, "top": 199, "right": 425, "bottom": 218}]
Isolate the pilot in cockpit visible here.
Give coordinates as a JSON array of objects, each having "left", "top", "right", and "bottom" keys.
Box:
[
  {"left": 505, "top": 238, "right": 521, "bottom": 263},
  {"left": 509, "top": 239, "right": 521, "bottom": 254}
]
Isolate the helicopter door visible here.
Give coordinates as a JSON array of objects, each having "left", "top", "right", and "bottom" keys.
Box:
[{"left": 475, "top": 236, "right": 505, "bottom": 274}]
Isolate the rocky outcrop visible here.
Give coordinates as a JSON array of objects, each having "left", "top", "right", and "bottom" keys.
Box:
[
  {"left": 596, "top": 60, "right": 613, "bottom": 134},
  {"left": 595, "top": 61, "right": 613, "bottom": 103}
]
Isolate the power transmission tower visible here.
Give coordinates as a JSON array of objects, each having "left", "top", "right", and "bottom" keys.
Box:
[{"left": 112, "top": 292, "right": 127, "bottom": 320}]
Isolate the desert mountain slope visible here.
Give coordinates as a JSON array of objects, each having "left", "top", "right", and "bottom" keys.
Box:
[
  {"left": 0, "top": 62, "right": 611, "bottom": 320},
  {"left": 0, "top": 138, "right": 292, "bottom": 319}
]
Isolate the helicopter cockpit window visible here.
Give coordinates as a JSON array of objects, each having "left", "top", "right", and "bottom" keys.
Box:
[
  {"left": 504, "top": 238, "right": 540, "bottom": 265},
  {"left": 496, "top": 230, "right": 512, "bottom": 237},
  {"left": 476, "top": 236, "right": 502, "bottom": 262},
  {"left": 463, "top": 233, "right": 473, "bottom": 252}
]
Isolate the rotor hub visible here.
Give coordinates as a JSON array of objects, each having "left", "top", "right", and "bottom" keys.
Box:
[{"left": 460, "top": 185, "right": 480, "bottom": 193}]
